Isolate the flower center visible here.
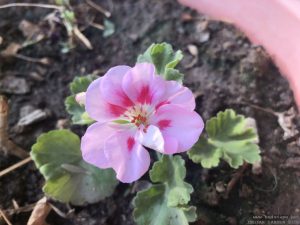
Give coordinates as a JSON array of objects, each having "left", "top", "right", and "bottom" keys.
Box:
[
  {"left": 122, "top": 104, "right": 154, "bottom": 129},
  {"left": 131, "top": 114, "right": 148, "bottom": 127}
]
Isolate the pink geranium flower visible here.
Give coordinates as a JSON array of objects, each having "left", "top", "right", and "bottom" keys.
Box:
[{"left": 81, "top": 63, "right": 204, "bottom": 183}]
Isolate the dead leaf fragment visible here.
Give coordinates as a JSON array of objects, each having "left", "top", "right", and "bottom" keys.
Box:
[
  {"left": 0, "top": 95, "right": 29, "bottom": 158},
  {"left": 27, "top": 197, "right": 51, "bottom": 225},
  {"left": 276, "top": 107, "right": 298, "bottom": 140},
  {"left": 1, "top": 42, "right": 21, "bottom": 57},
  {"left": 19, "top": 20, "right": 39, "bottom": 38},
  {"left": 0, "top": 36, "right": 3, "bottom": 45},
  {"left": 18, "top": 20, "right": 45, "bottom": 46}
]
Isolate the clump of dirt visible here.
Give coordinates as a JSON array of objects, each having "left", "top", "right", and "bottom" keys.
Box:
[{"left": 0, "top": 0, "right": 299, "bottom": 225}]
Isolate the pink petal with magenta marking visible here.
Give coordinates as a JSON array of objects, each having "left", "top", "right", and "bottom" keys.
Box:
[
  {"left": 81, "top": 122, "right": 120, "bottom": 168},
  {"left": 122, "top": 63, "right": 165, "bottom": 105},
  {"left": 85, "top": 78, "right": 127, "bottom": 122},
  {"left": 104, "top": 130, "right": 150, "bottom": 183},
  {"left": 100, "top": 65, "right": 134, "bottom": 108},
  {"left": 151, "top": 104, "right": 204, "bottom": 153},
  {"left": 156, "top": 80, "right": 195, "bottom": 111}
]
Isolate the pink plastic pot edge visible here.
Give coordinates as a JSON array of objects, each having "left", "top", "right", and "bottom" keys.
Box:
[{"left": 179, "top": 0, "right": 300, "bottom": 109}]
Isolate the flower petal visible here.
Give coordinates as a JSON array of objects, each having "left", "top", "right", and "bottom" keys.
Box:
[
  {"left": 85, "top": 78, "right": 127, "bottom": 122},
  {"left": 100, "top": 65, "right": 134, "bottom": 108},
  {"left": 156, "top": 80, "right": 195, "bottom": 111},
  {"left": 162, "top": 135, "right": 179, "bottom": 155},
  {"left": 122, "top": 63, "right": 165, "bottom": 105},
  {"left": 151, "top": 104, "right": 204, "bottom": 153},
  {"left": 81, "top": 122, "right": 119, "bottom": 168},
  {"left": 137, "top": 125, "right": 164, "bottom": 152},
  {"left": 104, "top": 130, "right": 150, "bottom": 183}
]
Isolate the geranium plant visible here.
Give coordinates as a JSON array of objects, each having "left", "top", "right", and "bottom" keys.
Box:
[{"left": 30, "top": 42, "right": 261, "bottom": 224}]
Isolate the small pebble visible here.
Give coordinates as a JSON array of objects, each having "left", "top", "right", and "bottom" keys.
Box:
[
  {"left": 17, "top": 109, "right": 50, "bottom": 127},
  {"left": 0, "top": 76, "right": 30, "bottom": 94},
  {"left": 215, "top": 181, "right": 226, "bottom": 193},
  {"left": 252, "top": 160, "right": 262, "bottom": 175},
  {"left": 199, "top": 32, "right": 210, "bottom": 43}
]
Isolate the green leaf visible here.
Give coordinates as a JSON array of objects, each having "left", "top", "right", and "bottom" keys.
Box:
[
  {"left": 149, "top": 156, "right": 193, "bottom": 206},
  {"left": 55, "top": 0, "right": 70, "bottom": 6},
  {"left": 188, "top": 137, "right": 222, "bottom": 169},
  {"left": 31, "top": 130, "right": 118, "bottom": 205},
  {"left": 69, "top": 75, "right": 96, "bottom": 94},
  {"left": 188, "top": 109, "right": 261, "bottom": 169},
  {"left": 137, "top": 43, "right": 183, "bottom": 81},
  {"left": 65, "top": 75, "right": 97, "bottom": 125},
  {"left": 65, "top": 96, "right": 93, "bottom": 125},
  {"left": 62, "top": 10, "right": 76, "bottom": 34},
  {"left": 103, "top": 19, "right": 115, "bottom": 38},
  {"left": 164, "top": 68, "right": 184, "bottom": 83},
  {"left": 133, "top": 155, "right": 196, "bottom": 225}
]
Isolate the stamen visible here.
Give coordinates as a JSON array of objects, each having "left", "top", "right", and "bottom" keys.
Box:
[{"left": 119, "top": 104, "right": 154, "bottom": 129}]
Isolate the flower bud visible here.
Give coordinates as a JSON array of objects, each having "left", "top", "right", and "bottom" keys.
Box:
[{"left": 75, "top": 92, "right": 86, "bottom": 105}]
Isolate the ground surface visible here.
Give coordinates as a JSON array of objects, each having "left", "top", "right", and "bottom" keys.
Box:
[{"left": 0, "top": 0, "right": 300, "bottom": 225}]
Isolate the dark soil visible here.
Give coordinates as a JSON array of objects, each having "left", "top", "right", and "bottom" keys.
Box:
[{"left": 0, "top": 0, "right": 300, "bottom": 225}]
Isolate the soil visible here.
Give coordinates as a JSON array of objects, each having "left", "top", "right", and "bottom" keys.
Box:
[{"left": 0, "top": 0, "right": 300, "bottom": 225}]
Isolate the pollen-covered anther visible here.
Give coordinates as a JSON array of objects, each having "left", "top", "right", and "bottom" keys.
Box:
[{"left": 131, "top": 114, "right": 148, "bottom": 127}]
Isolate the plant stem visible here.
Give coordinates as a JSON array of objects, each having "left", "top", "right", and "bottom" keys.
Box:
[{"left": 155, "top": 151, "right": 162, "bottom": 160}]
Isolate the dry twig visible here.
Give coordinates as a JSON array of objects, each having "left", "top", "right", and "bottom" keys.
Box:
[
  {"left": 241, "top": 101, "right": 277, "bottom": 116},
  {"left": 49, "top": 203, "right": 74, "bottom": 219},
  {"left": 73, "top": 27, "right": 93, "bottom": 49},
  {"left": 5, "top": 203, "right": 36, "bottom": 216},
  {"left": 15, "top": 54, "right": 50, "bottom": 65},
  {"left": 224, "top": 163, "right": 249, "bottom": 198},
  {"left": 0, "top": 157, "right": 32, "bottom": 178},
  {"left": 85, "top": 0, "right": 111, "bottom": 17},
  {"left": 0, "top": 96, "right": 29, "bottom": 158},
  {"left": 0, "top": 209, "right": 12, "bottom": 225},
  {"left": 90, "top": 22, "right": 104, "bottom": 30},
  {"left": 0, "top": 3, "right": 62, "bottom": 10}
]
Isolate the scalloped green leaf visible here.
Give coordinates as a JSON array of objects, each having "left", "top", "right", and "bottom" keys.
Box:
[
  {"left": 164, "top": 68, "right": 184, "bottom": 83},
  {"left": 65, "top": 96, "right": 94, "bottom": 125},
  {"left": 69, "top": 75, "right": 97, "bottom": 94},
  {"left": 31, "top": 130, "right": 118, "bottom": 205},
  {"left": 137, "top": 43, "right": 183, "bottom": 82},
  {"left": 65, "top": 75, "right": 97, "bottom": 125},
  {"left": 133, "top": 155, "right": 196, "bottom": 225},
  {"left": 188, "top": 137, "right": 222, "bottom": 168},
  {"left": 188, "top": 109, "right": 261, "bottom": 169}
]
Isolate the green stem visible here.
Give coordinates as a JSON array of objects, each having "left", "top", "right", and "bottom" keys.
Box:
[{"left": 155, "top": 151, "right": 162, "bottom": 160}]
